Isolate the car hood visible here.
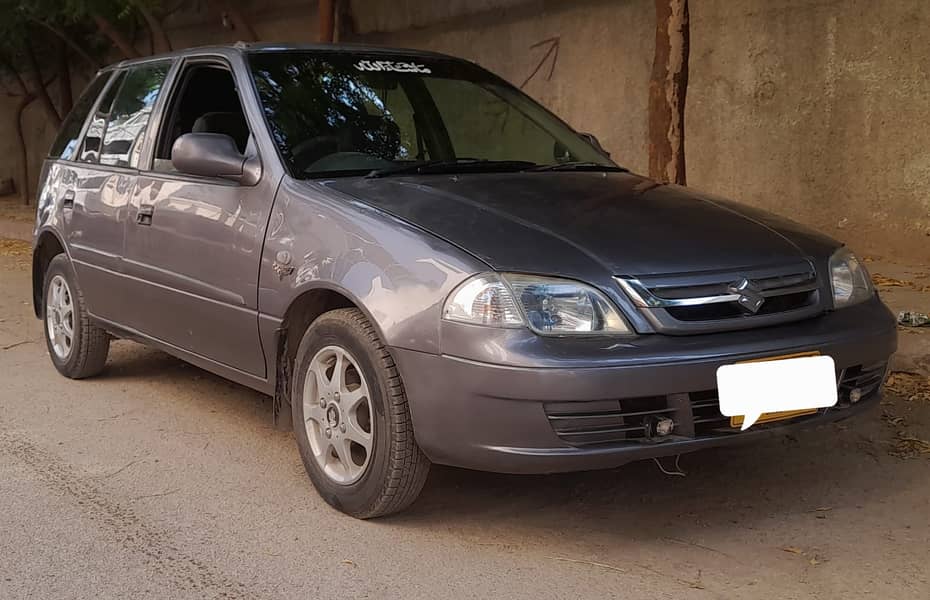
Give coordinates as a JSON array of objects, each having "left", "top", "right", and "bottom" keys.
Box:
[{"left": 322, "top": 172, "right": 839, "bottom": 277}]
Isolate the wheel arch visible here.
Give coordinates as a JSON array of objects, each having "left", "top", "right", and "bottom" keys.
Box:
[
  {"left": 32, "top": 229, "right": 68, "bottom": 318},
  {"left": 272, "top": 283, "right": 390, "bottom": 431}
]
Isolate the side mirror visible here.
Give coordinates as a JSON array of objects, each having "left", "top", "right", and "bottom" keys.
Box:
[
  {"left": 171, "top": 133, "right": 261, "bottom": 185},
  {"left": 579, "top": 132, "right": 610, "bottom": 158}
]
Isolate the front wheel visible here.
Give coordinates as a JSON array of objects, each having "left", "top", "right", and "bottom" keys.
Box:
[{"left": 291, "top": 308, "right": 430, "bottom": 518}]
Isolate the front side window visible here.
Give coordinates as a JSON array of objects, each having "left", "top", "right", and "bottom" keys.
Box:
[
  {"left": 248, "top": 52, "right": 615, "bottom": 177},
  {"left": 152, "top": 63, "right": 252, "bottom": 173},
  {"left": 49, "top": 73, "right": 111, "bottom": 160},
  {"left": 100, "top": 61, "right": 171, "bottom": 168}
]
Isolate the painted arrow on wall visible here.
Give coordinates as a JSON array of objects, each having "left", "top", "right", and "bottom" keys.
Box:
[{"left": 521, "top": 36, "right": 560, "bottom": 89}]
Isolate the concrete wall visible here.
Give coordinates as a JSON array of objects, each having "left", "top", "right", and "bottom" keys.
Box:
[
  {"left": 689, "top": 0, "right": 930, "bottom": 263},
  {"left": 357, "top": 0, "right": 930, "bottom": 263},
  {"left": 3, "top": 0, "right": 928, "bottom": 263}
]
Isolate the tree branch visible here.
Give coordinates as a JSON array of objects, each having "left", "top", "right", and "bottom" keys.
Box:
[
  {"left": 0, "top": 54, "right": 30, "bottom": 97},
  {"left": 58, "top": 41, "right": 73, "bottom": 116},
  {"left": 163, "top": 0, "right": 188, "bottom": 19},
  {"left": 93, "top": 14, "right": 141, "bottom": 58},
  {"left": 133, "top": 3, "right": 172, "bottom": 53},
  {"left": 28, "top": 18, "right": 101, "bottom": 69}
]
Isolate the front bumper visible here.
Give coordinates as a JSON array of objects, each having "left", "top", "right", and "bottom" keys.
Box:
[{"left": 393, "top": 298, "right": 897, "bottom": 474}]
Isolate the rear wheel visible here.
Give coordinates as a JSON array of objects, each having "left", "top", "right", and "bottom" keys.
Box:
[
  {"left": 291, "top": 308, "right": 430, "bottom": 518},
  {"left": 43, "top": 255, "right": 110, "bottom": 378}
]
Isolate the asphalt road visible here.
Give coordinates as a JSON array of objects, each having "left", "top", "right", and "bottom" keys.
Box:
[{"left": 1, "top": 250, "right": 928, "bottom": 599}]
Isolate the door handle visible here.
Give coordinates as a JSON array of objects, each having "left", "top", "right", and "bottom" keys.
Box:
[
  {"left": 137, "top": 204, "right": 154, "bottom": 226},
  {"left": 62, "top": 190, "right": 75, "bottom": 209}
]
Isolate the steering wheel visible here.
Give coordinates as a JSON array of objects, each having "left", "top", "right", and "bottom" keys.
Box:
[{"left": 291, "top": 135, "right": 341, "bottom": 173}]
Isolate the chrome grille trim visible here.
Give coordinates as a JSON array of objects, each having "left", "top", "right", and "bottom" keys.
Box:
[
  {"left": 617, "top": 277, "right": 819, "bottom": 308},
  {"left": 614, "top": 261, "right": 825, "bottom": 333}
]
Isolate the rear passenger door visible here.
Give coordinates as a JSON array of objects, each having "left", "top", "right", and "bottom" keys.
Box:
[
  {"left": 120, "top": 57, "right": 275, "bottom": 377},
  {"left": 64, "top": 62, "right": 171, "bottom": 323}
]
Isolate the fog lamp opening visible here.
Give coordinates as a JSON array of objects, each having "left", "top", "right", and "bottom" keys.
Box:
[
  {"left": 849, "top": 387, "right": 863, "bottom": 404},
  {"left": 646, "top": 416, "right": 676, "bottom": 437}
]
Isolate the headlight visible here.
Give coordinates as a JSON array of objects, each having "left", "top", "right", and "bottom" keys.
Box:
[
  {"left": 443, "top": 273, "right": 632, "bottom": 335},
  {"left": 829, "top": 247, "right": 874, "bottom": 309},
  {"left": 442, "top": 274, "right": 524, "bottom": 327}
]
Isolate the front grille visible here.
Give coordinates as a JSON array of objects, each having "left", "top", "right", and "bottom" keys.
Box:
[
  {"left": 616, "top": 262, "right": 825, "bottom": 333},
  {"left": 666, "top": 290, "right": 815, "bottom": 321},
  {"left": 544, "top": 362, "right": 885, "bottom": 447}
]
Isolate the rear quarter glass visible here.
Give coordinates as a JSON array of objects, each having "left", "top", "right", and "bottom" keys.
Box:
[{"left": 48, "top": 73, "right": 112, "bottom": 161}]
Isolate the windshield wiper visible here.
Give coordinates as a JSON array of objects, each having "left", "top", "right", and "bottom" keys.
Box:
[
  {"left": 526, "top": 161, "right": 630, "bottom": 173},
  {"left": 366, "top": 159, "right": 538, "bottom": 178}
]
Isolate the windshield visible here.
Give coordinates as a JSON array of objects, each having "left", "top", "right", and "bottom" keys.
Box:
[{"left": 248, "top": 51, "right": 617, "bottom": 178}]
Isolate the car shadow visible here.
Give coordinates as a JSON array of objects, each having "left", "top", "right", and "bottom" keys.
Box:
[
  {"left": 384, "top": 402, "right": 924, "bottom": 545},
  {"left": 99, "top": 341, "right": 924, "bottom": 544}
]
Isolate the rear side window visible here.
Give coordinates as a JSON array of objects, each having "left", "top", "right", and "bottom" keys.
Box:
[
  {"left": 100, "top": 62, "right": 171, "bottom": 168},
  {"left": 80, "top": 71, "right": 126, "bottom": 163},
  {"left": 48, "top": 73, "right": 110, "bottom": 161}
]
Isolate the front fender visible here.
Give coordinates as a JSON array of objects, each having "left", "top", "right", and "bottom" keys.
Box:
[{"left": 258, "top": 176, "right": 489, "bottom": 354}]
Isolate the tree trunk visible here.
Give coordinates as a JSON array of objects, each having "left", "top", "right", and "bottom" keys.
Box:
[
  {"left": 319, "top": 0, "right": 335, "bottom": 43},
  {"left": 93, "top": 14, "right": 141, "bottom": 58},
  {"left": 14, "top": 95, "right": 35, "bottom": 205},
  {"left": 59, "top": 43, "right": 73, "bottom": 116},
  {"left": 647, "top": 0, "right": 689, "bottom": 185},
  {"left": 135, "top": 4, "right": 172, "bottom": 53},
  {"left": 23, "top": 39, "right": 62, "bottom": 127},
  {"left": 335, "top": 0, "right": 354, "bottom": 42}
]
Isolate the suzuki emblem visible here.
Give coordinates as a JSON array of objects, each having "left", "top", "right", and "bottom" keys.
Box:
[{"left": 727, "top": 277, "right": 765, "bottom": 314}]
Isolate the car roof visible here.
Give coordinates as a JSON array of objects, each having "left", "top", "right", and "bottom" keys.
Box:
[{"left": 103, "top": 42, "right": 460, "bottom": 71}]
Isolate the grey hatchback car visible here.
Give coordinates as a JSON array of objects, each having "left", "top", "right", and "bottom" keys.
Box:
[{"left": 33, "top": 44, "right": 896, "bottom": 517}]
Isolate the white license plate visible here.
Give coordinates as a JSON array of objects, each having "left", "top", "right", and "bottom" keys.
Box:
[{"left": 716, "top": 355, "right": 837, "bottom": 430}]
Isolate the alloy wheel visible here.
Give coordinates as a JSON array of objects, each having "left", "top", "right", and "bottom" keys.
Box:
[
  {"left": 46, "top": 275, "right": 74, "bottom": 360},
  {"left": 302, "top": 345, "right": 374, "bottom": 485}
]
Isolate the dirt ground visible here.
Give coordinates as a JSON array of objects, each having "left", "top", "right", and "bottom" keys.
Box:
[
  {"left": 0, "top": 201, "right": 34, "bottom": 244},
  {"left": 0, "top": 243, "right": 928, "bottom": 599}
]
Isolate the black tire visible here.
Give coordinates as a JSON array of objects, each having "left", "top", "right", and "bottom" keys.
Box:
[
  {"left": 42, "top": 254, "right": 110, "bottom": 379},
  {"left": 291, "top": 308, "right": 430, "bottom": 518}
]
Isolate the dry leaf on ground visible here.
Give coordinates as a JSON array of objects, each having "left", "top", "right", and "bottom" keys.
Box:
[
  {"left": 885, "top": 372, "right": 930, "bottom": 403},
  {"left": 872, "top": 274, "right": 911, "bottom": 288},
  {"left": 888, "top": 434, "right": 930, "bottom": 459},
  {"left": 0, "top": 238, "right": 30, "bottom": 269},
  {"left": 0, "top": 238, "right": 30, "bottom": 256}
]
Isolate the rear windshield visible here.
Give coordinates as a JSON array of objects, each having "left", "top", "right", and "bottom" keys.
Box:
[{"left": 248, "top": 51, "right": 614, "bottom": 178}]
